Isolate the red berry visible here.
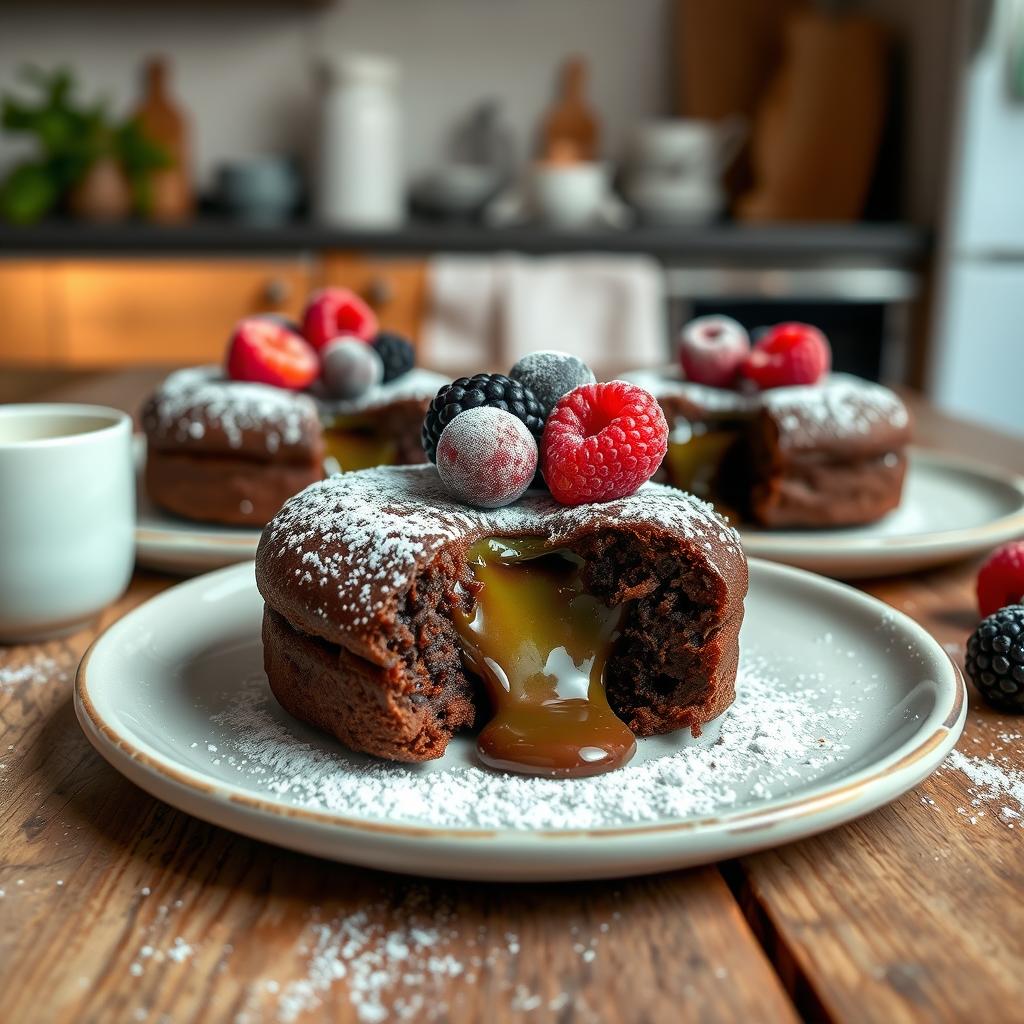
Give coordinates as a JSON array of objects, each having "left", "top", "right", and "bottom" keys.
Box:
[
  {"left": 302, "top": 287, "right": 379, "bottom": 350},
  {"left": 740, "top": 322, "right": 831, "bottom": 390},
  {"left": 679, "top": 315, "right": 750, "bottom": 387},
  {"left": 436, "top": 407, "right": 538, "bottom": 508},
  {"left": 541, "top": 381, "right": 668, "bottom": 506},
  {"left": 226, "top": 317, "right": 319, "bottom": 390},
  {"left": 977, "top": 541, "right": 1024, "bottom": 618}
]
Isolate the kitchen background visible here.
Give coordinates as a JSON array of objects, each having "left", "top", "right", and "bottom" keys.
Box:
[{"left": 0, "top": 0, "right": 1020, "bottom": 435}]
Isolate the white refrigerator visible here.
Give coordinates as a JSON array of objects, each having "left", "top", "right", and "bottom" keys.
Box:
[{"left": 930, "top": 0, "right": 1024, "bottom": 440}]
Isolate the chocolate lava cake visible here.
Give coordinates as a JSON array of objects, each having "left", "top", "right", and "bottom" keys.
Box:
[
  {"left": 255, "top": 465, "right": 748, "bottom": 766},
  {"left": 624, "top": 368, "right": 912, "bottom": 528},
  {"left": 312, "top": 368, "right": 450, "bottom": 472},
  {"left": 142, "top": 366, "right": 325, "bottom": 527}
]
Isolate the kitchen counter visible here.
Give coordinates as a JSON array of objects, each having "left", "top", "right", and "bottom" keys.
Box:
[{"left": 0, "top": 218, "right": 930, "bottom": 266}]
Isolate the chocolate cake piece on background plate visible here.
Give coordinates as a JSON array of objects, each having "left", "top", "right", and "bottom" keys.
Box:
[{"left": 623, "top": 317, "right": 912, "bottom": 528}]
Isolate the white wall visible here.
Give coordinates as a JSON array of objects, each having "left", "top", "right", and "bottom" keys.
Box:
[{"left": 0, "top": 0, "right": 673, "bottom": 193}]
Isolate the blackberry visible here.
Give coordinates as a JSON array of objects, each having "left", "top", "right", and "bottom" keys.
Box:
[
  {"left": 509, "top": 349, "right": 595, "bottom": 415},
  {"left": 372, "top": 331, "right": 415, "bottom": 383},
  {"left": 966, "top": 605, "right": 1024, "bottom": 712},
  {"left": 422, "top": 373, "right": 546, "bottom": 464}
]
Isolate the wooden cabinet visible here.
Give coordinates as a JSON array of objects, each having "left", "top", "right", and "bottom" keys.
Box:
[
  {"left": 320, "top": 254, "right": 428, "bottom": 345},
  {"left": 0, "top": 262, "right": 57, "bottom": 365},
  {"left": 0, "top": 255, "right": 428, "bottom": 367},
  {"left": 55, "top": 259, "right": 314, "bottom": 367}
]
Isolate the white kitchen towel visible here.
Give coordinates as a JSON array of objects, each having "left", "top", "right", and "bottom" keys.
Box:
[
  {"left": 498, "top": 255, "right": 666, "bottom": 371},
  {"left": 421, "top": 256, "right": 502, "bottom": 374},
  {"left": 422, "top": 254, "right": 667, "bottom": 375}
]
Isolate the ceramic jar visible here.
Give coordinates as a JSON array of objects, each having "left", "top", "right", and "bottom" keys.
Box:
[{"left": 314, "top": 54, "right": 403, "bottom": 228}]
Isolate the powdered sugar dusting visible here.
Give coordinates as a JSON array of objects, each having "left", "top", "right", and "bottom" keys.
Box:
[
  {"left": 0, "top": 651, "right": 69, "bottom": 690},
  {"left": 623, "top": 366, "right": 910, "bottom": 445},
  {"left": 202, "top": 653, "right": 857, "bottom": 831},
  {"left": 760, "top": 374, "right": 910, "bottom": 448},
  {"left": 143, "top": 366, "right": 319, "bottom": 453},
  {"left": 224, "top": 888, "right": 618, "bottom": 1024},
  {"left": 257, "top": 464, "right": 742, "bottom": 637},
  {"left": 622, "top": 366, "right": 756, "bottom": 414},
  {"left": 943, "top": 747, "right": 1024, "bottom": 831}
]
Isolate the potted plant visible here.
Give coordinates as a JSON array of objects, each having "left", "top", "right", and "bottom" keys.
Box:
[{"left": 0, "top": 66, "right": 170, "bottom": 224}]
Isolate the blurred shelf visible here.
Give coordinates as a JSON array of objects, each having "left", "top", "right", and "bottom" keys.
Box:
[{"left": 0, "top": 219, "right": 931, "bottom": 267}]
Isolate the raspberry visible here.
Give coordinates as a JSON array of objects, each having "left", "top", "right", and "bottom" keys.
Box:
[
  {"left": 541, "top": 381, "right": 668, "bottom": 505},
  {"left": 226, "top": 316, "right": 319, "bottom": 390},
  {"left": 678, "top": 315, "right": 750, "bottom": 387},
  {"left": 509, "top": 350, "right": 596, "bottom": 415},
  {"left": 321, "top": 337, "right": 384, "bottom": 399},
  {"left": 436, "top": 407, "right": 538, "bottom": 508},
  {"left": 422, "top": 373, "right": 545, "bottom": 464},
  {"left": 302, "top": 287, "right": 379, "bottom": 350},
  {"left": 966, "top": 605, "right": 1024, "bottom": 712},
  {"left": 372, "top": 331, "right": 415, "bottom": 382},
  {"left": 740, "top": 322, "right": 831, "bottom": 389},
  {"left": 977, "top": 541, "right": 1024, "bottom": 617}
]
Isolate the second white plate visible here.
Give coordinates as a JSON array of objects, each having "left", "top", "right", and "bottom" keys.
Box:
[{"left": 741, "top": 447, "right": 1024, "bottom": 578}]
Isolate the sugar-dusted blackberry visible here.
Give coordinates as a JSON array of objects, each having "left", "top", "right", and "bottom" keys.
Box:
[
  {"left": 372, "top": 331, "right": 415, "bottom": 383},
  {"left": 966, "top": 604, "right": 1024, "bottom": 712},
  {"left": 422, "top": 373, "right": 546, "bottom": 464},
  {"left": 509, "top": 350, "right": 595, "bottom": 415}
]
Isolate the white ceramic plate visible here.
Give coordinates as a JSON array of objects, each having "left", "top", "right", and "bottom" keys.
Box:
[
  {"left": 741, "top": 447, "right": 1024, "bottom": 579},
  {"left": 75, "top": 558, "right": 965, "bottom": 882},
  {"left": 134, "top": 438, "right": 261, "bottom": 575}
]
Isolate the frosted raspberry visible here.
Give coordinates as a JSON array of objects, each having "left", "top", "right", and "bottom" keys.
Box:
[
  {"left": 226, "top": 316, "right": 319, "bottom": 390},
  {"left": 740, "top": 322, "right": 831, "bottom": 389},
  {"left": 302, "top": 287, "right": 378, "bottom": 350},
  {"left": 978, "top": 541, "right": 1024, "bottom": 618},
  {"left": 541, "top": 381, "right": 668, "bottom": 505},
  {"left": 678, "top": 315, "right": 750, "bottom": 387},
  {"left": 436, "top": 407, "right": 538, "bottom": 508}
]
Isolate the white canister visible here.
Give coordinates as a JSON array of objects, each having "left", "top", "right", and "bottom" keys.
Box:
[{"left": 315, "top": 53, "right": 403, "bottom": 228}]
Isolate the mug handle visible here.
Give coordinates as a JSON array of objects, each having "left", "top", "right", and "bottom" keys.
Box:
[{"left": 716, "top": 114, "right": 748, "bottom": 172}]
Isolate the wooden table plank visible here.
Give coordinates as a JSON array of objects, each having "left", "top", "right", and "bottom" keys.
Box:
[
  {"left": 0, "top": 369, "right": 799, "bottom": 1024},
  {"left": 737, "top": 413, "right": 1024, "bottom": 1022}
]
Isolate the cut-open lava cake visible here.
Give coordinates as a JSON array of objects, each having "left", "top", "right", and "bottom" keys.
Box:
[{"left": 255, "top": 465, "right": 748, "bottom": 778}]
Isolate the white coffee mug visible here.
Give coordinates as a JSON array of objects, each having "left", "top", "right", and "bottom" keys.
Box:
[{"left": 0, "top": 404, "right": 135, "bottom": 642}]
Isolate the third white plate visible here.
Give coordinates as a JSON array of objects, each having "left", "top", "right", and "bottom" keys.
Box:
[{"left": 741, "top": 447, "right": 1024, "bottom": 578}]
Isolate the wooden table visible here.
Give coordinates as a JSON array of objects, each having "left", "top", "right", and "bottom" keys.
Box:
[{"left": 2, "top": 368, "right": 1023, "bottom": 1024}]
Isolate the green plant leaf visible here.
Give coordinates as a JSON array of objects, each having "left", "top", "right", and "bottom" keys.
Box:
[{"left": 0, "top": 162, "right": 60, "bottom": 224}]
